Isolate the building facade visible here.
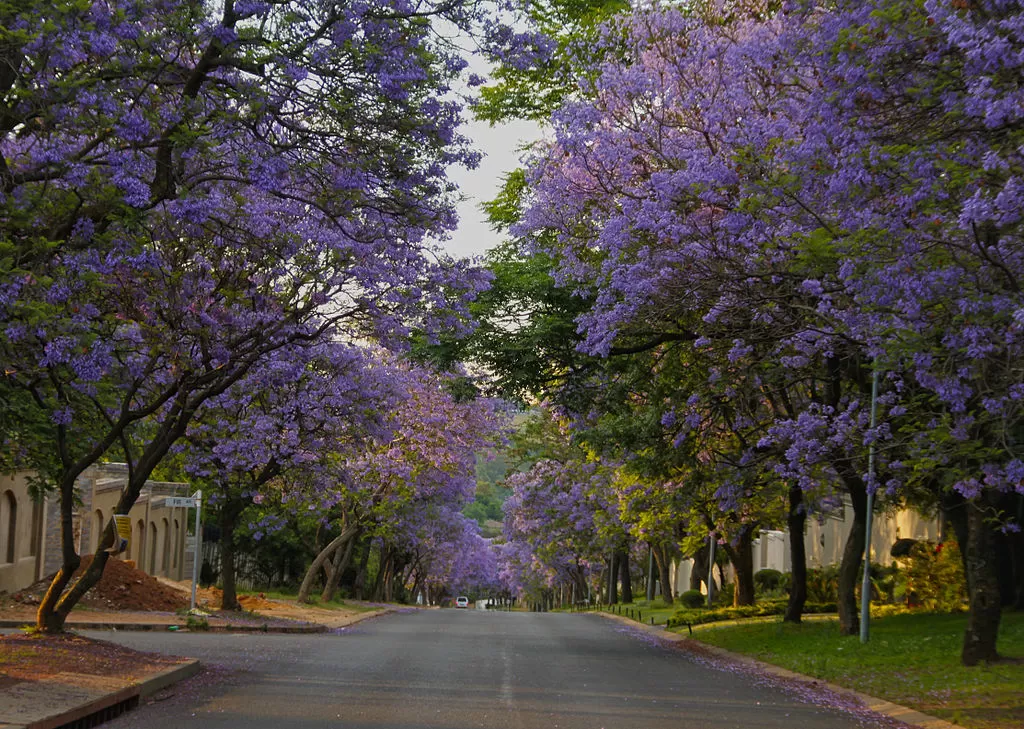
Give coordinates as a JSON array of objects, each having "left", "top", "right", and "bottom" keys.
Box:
[
  {"left": 0, "top": 464, "right": 192, "bottom": 595},
  {"left": 671, "top": 502, "right": 941, "bottom": 595}
]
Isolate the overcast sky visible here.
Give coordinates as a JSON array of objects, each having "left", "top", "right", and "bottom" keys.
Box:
[{"left": 442, "top": 117, "right": 542, "bottom": 260}]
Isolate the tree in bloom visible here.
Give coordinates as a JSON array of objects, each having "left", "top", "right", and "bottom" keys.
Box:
[
  {"left": 292, "top": 361, "right": 507, "bottom": 602},
  {"left": 178, "top": 340, "right": 397, "bottom": 610},
  {"left": 514, "top": 0, "right": 1024, "bottom": 663},
  {"left": 498, "top": 409, "right": 630, "bottom": 606},
  {"left": 0, "top": 0, "right": 530, "bottom": 632}
]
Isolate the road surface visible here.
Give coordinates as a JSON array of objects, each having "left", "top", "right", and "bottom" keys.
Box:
[{"left": 92, "top": 610, "right": 896, "bottom": 728}]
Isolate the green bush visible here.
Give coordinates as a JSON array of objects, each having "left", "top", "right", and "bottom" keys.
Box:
[
  {"left": 680, "top": 590, "right": 705, "bottom": 608},
  {"left": 666, "top": 599, "right": 838, "bottom": 628},
  {"left": 806, "top": 565, "right": 839, "bottom": 602},
  {"left": 754, "top": 569, "right": 784, "bottom": 592},
  {"left": 896, "top": 540, "right": 967, "bottom": 611}
]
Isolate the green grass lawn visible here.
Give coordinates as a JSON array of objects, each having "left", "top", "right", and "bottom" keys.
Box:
[
  {"left": 238, "top": 588, "right": 382, "bottom": 612},
  {"left": 600, "top": 599, "right": 678, "bottom": 626},
  {"left": 677, "top": 611, "right": 1024, "bottom": 729}
]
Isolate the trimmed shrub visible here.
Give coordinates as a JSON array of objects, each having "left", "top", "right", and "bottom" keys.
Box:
[
  {"left": 806, "top": 565, "right": 839, "bottom": 602},
  {"left": 666, "top": 599, "right": 838, "bottom": 628},
  {"left": 680, "top": 589, "right": 705, "bottom": 608},
  {"left": 754, "top": 569, "right": 784, "bottom": 592},
  {"left": 896, "top": 539, "right": 967, "bottom": 611}
]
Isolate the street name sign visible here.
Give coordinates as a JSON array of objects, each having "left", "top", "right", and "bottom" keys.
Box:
[{"left": 164, "top": 496, "right": 197, "bottom": 508}]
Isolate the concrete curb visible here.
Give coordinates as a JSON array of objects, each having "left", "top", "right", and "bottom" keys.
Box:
[
  {"left": 593, "top": 611, "right": 959, "bottom": 729},
  {"left": 3, "top": 660, "right": 202, "bottom": 729},
  {"left": 0, "top": 620, "right": 328, "bottom": 633},
  {"left": 137, "top": 659, "right": 202, "bottom": 699},
  {"left": 0, "top": 608, "right": 394, "bottom": 634}
]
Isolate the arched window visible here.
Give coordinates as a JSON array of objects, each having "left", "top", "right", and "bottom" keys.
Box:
[
  {"left": 148, "top": 521, "right": 157, "bottom": 574},
  {"left": 29, "top": 497, "right": 43, "bottom": 557},
  {"left": 92, "top": 510, "right": 105, "bottom": 553},
  {"left": 2, "top": 491, "right": 17, "bottom": 563},
  {"left": 172, "top": 519, "right": 180, "bottom": 569},
  {"left": 133, "top": 520, "right": 145, "bottom": 564},
  {"left": 161, "top": 518, "right": 170, "bottom": 573}
]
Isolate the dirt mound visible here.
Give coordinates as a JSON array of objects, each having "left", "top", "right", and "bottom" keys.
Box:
[
  {"left": 10, "top": 557, "right": 188, "bottom": 612},
  {"left": 237, "top": 594, "right": 277, "bottom": 611},
  {"left": 73, "top": 557, "right": 189, "bottom": 611}
]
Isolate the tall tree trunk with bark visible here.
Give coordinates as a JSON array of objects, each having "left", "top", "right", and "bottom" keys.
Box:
[
  {"left": 962, "top": 494, "right": 1003, "bottom": 666},
  {"left": 353, "top": 539, "right": 372, "bottom": 601},
  {"left": 724, "top": 524, "right": 756, "bottom": 607},
  {"left": 618, "top": 549, "right": 633, "bottom": 604},
  {"left": 942, "top": 491, "right": 971, "bottom": 591},
  {"left": 372, "top": 546, "right": 392, "bottom": 602},
  {"left": 652, "top": 544, "right": 674, "bottom": 605},
  {"left": 785, "top": 485, "right": 808, "bottom": 623},
  {"left": 297, "top": 524, "right": 359, "bottom": 603},
  {"left": 218, "top": 496, "right": 245, "bottom": 611},
  {"left": 320, "top": 530, "right": 359, "bottom": 603},
  {"left": 690, "top": 544, "right": 714, "bottom": 593},
  {"left": 609, "top": 553, "right": 619, "bottom": 604},
  {"left": 836, "top": 473, "right": 868, "bottom": 636}
]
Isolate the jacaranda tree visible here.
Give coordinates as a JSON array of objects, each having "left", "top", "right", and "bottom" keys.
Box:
[{"left": 0, "top": 0, "right": 525, "bottom": 632}]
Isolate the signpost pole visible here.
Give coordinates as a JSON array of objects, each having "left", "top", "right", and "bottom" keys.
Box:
[
  {"left": 707, "top": 534, "right": 716, "bottom": 609},
  {"left": 860, "top": 370, "right": 880, "bottom": 644},
  {"left": 190, "top": 490, "right": 202, "bottom": 613}
]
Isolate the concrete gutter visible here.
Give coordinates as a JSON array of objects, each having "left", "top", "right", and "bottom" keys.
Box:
[{"left": 594, "top": 611, "right": 959, "bottom": 729}]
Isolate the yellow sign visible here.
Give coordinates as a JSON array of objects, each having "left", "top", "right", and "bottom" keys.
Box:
[{"left": 107, "top": 514, "right": 132, "bottom": 554}]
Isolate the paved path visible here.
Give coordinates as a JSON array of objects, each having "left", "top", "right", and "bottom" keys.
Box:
[{"left": 84, "top": 610, "right": 900, "bottom": 729}]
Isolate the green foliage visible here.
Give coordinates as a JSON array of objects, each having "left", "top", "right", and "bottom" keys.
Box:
[
  {"left": 475, "top": 0, "right": 630, "bottom": 124},
  {"left": 806, "top": 565, "right": 840, "bottom": 603},
  {"left": 185, "top": 614, "right": 210, "bottom": 631},
  {"left": 896, "top": 540, "right": 967, "bottom": 611},
  {"left": 666, "top": 599, "right": 838, "bottom": 628},
  {"left": 680, "top": 589, "right": 705, "bottom": 608},
  {"left": 754, "top": 568, "right": 785, "bottom": 593}
]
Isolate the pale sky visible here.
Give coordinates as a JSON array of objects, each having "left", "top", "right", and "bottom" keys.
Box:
[{"left": 443, "top": 117, "right": 543, "bottom": 260}]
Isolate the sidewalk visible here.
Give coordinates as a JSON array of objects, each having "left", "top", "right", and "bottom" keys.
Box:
[
  {"left": 0, "top": 606, "right": 392, "bottom": 729},
  {"left": 594, "top": 611, "right": 958, "bottom": 729},
  {"left": 1, "top": 656, "right": 200, "bottom": 729}
]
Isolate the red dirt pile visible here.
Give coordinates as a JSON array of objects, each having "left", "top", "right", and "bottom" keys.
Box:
[
  {"left": 10, "top": 556, "right": 188, "bottom": 612},
  {"left": 72, "top": 556, "right": 189, "bottom": 611}
]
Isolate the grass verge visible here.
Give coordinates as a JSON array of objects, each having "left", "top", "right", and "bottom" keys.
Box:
[
  {"left": 601, "top": 599, "right": 678, "bottom": 626},
  {"left": 677, "top": 611, "right": 1024, "bottom": 729}
]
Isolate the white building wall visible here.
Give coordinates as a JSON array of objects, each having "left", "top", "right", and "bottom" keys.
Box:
[{"left": 671, "top": 502, "right": 940, "bottom": 596}]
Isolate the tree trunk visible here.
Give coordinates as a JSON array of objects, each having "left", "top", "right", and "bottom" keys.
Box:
[
  {"left": 1012, "top": 493, "right": 1024, "bottom": 611},
  {"left": 690, "top": 543, "right": 716, "bottom": 594},
  {"left": 942, "top": 491, "right": 971, "bottom": 592},
  {"left": 730, "top": 525, "right": 756, "bottom": 607},
  {"left": 652, "top": 544, "right": 674, "bottom": 605},
  {"left": 609, "top": 553, "right": 619, "bottom": 604},
  {"left": 962, "top": 494, "right": 1002, "bottom": 666},
  {"left": 218, "top": 495, "right": 246, "bottom": 612},
  {"left": 993, "top": 492, "right": 1022, "bottom": 608},
  {"left": 619, "top": 549, "right": 633, "bottom": 604},
  {"left": 297, "top": 524, "right": 359, "bottom": 603},
  {"left": 354, "top": 539, "right": 372, "bottom": 601},
  {"left": 372, "top": 546, "right": 391, "bottom": 602},
  {"left": 784, "top": 485, "right": 808, "bottom": 623},
  {"left": 320, "top": 530, "right": 359, "bottom": 603},
  {"left": 837, "top": 478, "right": 867, "bottom": 636}
]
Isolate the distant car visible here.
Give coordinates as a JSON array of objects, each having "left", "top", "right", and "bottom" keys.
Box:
[{"left": 455, "top": 596, "right": 470, "bottom": 609}]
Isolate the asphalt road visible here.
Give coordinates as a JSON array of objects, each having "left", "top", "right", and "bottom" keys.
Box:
[{"left": 89, "top": 610, "right": 894, "bottom": 729}]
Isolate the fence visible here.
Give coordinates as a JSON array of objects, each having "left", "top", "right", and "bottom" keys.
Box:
[{"left": 199, "top": 540, "right": 293, "bottom": 592}]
